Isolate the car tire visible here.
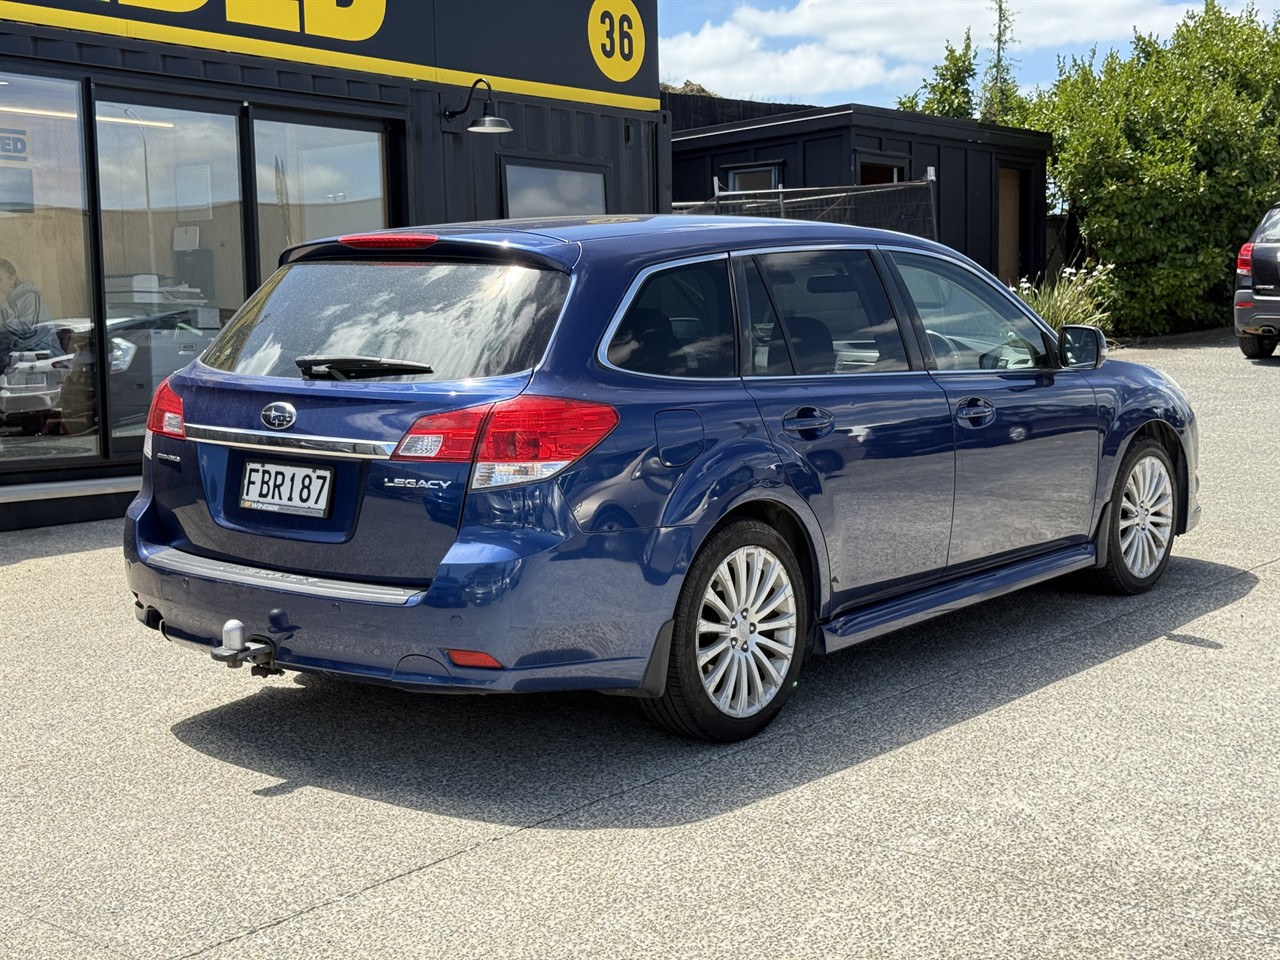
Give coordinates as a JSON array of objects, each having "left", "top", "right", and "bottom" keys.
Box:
[
  {"left": 640, "top": 519, "right": 808, "bottom": 742},
  {"left": 1088, "top": 437, "right": 1178, "bottom": 595},
  {"left": 1239, "top": 334, "right": 1276, "bottom": 358}
]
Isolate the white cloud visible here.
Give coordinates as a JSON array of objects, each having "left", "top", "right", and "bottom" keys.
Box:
[{"left": 659, "top": 0, "right": 1241, "bottom": 104}]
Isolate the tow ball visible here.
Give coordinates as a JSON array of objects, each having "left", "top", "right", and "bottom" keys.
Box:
[{"left": 211, "top": 619, "right": 282, "bottom": 677}]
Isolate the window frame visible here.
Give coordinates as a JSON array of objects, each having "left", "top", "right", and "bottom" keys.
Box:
[
  {"left": 596, "top": 253, "right": 739, "bottom": 382},
  {"left": 722, "top": 162, "right": 782, "bottom": 192}
]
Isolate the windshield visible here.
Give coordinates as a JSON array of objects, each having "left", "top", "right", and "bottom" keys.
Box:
[{"left": 202, "top": 260, "right": 571, "bottom": 380}]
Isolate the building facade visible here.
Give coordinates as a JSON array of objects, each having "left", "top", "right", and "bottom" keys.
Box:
[
  {"left": 0, "top": 0, "right": 666, "bottom": 529},
  {"left": 666, "top": 93, "right": 1050, "bottom": 286}
]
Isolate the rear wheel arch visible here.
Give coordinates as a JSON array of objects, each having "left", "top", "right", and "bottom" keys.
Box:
[{"left": 707, "top": 498, "right": 824, "bottom": 638}]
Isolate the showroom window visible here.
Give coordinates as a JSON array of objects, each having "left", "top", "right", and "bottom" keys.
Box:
[
  {"left": 95, "top": 99, "right": 245, "bottom": 456},
  {"left": 254, "top": 119, "right": 387, "bottom": 281},
  {"left": 0, "top": 76, "right": 398, "bottom": 473},
  {"left": 0, "top": 72, "right": 96, "bottom": 464}
]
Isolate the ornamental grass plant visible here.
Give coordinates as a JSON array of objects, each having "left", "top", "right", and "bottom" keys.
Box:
[{"left": 1014, "top": 262, "right": 1116, "bottom": 336}]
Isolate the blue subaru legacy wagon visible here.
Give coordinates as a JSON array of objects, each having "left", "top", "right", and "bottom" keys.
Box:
[{"left": 124, "top": 216, "right": 1199, "bottom": 741}]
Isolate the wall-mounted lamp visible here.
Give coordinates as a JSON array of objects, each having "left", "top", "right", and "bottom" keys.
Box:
[{"left": 442, "top": 77, "right": 513, "bottom": 134}]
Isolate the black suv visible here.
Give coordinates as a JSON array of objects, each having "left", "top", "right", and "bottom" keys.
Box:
[{"left": 1235, "top": 203, "right": 1280, "bottom": 358}]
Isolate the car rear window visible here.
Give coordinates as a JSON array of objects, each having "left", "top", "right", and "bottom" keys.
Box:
[
  {"left": 1254, "top": 207, "right": 1280, "bottom": 243},
  {"left": 202, "top": 259, "right": 571, "bottom": 380}
]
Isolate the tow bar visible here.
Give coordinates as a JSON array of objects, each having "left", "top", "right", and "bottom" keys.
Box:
[{"left": 210, "top": 619, "right": 282, "bottom": 677}]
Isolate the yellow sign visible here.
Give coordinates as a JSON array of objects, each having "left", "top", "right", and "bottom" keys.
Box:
[
  {"left": 588, "top": 0, "right": 645, "bottom": 84},
  {"left": 0, "top": 0, "right": 660, "bottom": 112}
]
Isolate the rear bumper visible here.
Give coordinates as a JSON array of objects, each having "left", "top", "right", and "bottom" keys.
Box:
[
  {"left": 1234, "top": 289, "right": 1280, "bottom": 336},
  {"left": 125, "top": 503, "right": 693, "bottom": 695}
]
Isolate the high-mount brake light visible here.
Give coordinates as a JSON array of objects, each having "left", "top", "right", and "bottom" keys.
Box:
[
  {"left": 146, "top": 377, "right": 185, "bottom": 440},
  {"left": 339, "top": 233, "right": 438, "bottom": 249},
  {"left": 1238, "top": 242, "right": 1254, "bottom": 277},
  {"left": 391, "top": 396, "right": 619, "bottom": 489}
]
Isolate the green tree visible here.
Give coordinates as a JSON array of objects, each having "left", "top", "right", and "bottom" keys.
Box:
[
  {"left": 897, "top": 29, "right": 977, "bottom": 119},
  {"left": 979, "top": 0, "right": 1025, "bottom": 125},
  {"left": 1030, "top": 1, "right": 1280, "bottom": 334}
]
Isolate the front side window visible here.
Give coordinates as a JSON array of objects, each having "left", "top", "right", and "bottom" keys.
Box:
[
  {"left": 203, "top": 260, "right": 570, "bottom": 381},
  {"left": 745, "top": 249, "right": 909, "bottom": 376},
  {"left": 606, "top": 260, "right": 735, "bottom": 378},
  {"left": 0, "top": 72, "right": 96, "bottom": 466},
  {"left": 890, "top": 251, "right": 1052, "bottom": 371}
]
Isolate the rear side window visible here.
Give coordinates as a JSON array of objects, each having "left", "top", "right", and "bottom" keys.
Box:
[
  {"left": 745, "top": 249, "right": 909, "bottom": 375},
  {"left": 202, "top": 260, "right": 570, "bottom": 380},
  {"left": 606, "top": 259, "right": 735, "bottom": 377}
]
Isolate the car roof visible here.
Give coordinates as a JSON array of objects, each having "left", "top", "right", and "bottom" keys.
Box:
[{"left": 281, "top": 214, "right": 952, "bottom": 272}]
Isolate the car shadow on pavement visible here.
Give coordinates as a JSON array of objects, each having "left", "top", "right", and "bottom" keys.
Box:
[
  {"left": 0, "top": 517, "right": 124, "bottom": 566},
  {"left": 170, "top": 556, "right": 1256, "bottom": 829}
]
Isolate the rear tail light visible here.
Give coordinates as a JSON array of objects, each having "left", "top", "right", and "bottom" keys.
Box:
[
  {"left": 393, "top": 405, "right": 491, "bottom": 461},
  {"left": 1238, "top": 242, "right": 1254, "bottom": 277},
  {"left": 146, "top": 377, "right": 186, "bottom": 440},
  {"left": 393, "top": 395, "right": 619, "bottom": 489}
]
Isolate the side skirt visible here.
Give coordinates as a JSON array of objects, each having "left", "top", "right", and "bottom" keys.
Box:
[{"left": 820, "top": 543, "right": 1096, "bottom": 655}]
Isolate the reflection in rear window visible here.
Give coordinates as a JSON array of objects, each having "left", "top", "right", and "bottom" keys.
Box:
[
  {"left": 1254, "top": 208, "right": 1280, "bottom": 243},
  {"left": 202, "top": 260, "right": 571, "bottom": 380}
]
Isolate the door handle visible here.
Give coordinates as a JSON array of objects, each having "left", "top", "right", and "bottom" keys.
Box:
[
  {"left": 955, "top": 397, "right": 996, "bottom": 428},
  {"left": 782, "top": 407, "right": 835, "bottom": 438}
]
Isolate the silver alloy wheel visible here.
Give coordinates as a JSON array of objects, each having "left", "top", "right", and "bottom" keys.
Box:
[
  {"left": 696, "top": 544, "right": 797, "bottom": 718},
  {"left": 1118, "top": 454, "right": 1175, "bottom": 579}
]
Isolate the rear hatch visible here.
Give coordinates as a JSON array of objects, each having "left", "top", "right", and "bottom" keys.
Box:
[{"left": 145, "top": 235, "right": 574, "bottom": 586}]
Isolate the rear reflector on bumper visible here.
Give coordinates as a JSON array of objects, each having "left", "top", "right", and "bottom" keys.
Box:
[{"left": 446, "top": 649, "right": 504, "bottom": 669}]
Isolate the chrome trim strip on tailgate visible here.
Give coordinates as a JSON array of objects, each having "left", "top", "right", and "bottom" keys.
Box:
[
  {"left": 146, "top": 546, "right": 425, "bottom": 605},
  {"left": 185, "top": 424, "right": 396, "bottom": 459}
]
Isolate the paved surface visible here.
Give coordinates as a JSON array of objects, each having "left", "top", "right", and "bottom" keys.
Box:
[{"left": 2, "top": 328, "right": 1278, "bottom": 959}]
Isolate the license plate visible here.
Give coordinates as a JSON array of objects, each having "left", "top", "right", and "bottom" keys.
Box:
[{"left": 240, "top": 461, "right": 333, "bottom": 517}]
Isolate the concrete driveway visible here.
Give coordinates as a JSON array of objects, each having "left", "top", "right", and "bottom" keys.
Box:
[{"left": 2, "top": 329, "right": 1277, "bottom": 959}]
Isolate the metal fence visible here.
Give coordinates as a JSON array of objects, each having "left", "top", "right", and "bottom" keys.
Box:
[{"left": 674, "top": 179, "right": 937, "bottom": 240}]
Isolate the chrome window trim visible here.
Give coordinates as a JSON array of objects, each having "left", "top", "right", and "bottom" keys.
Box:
[
  {"left": 741, "top": 369, "right": 931, "bottom": 382},
  {"left": 185, "top": 424, "right": 396, "bottom": 460},
  {"left": 146, "top": 546, "right": 424, "bottom": 605},
  {"left": 596, "top": 253, "right": 737, "bottom": 382}
]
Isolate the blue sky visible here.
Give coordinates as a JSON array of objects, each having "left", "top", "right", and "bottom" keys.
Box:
[{"left": 656, "top": 0, "right": 1269, "bottom": 108}]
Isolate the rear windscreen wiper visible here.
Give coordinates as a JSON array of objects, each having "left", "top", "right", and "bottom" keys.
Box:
[{"left": 295, "top": 355, "right": 435, "bottom": 380}]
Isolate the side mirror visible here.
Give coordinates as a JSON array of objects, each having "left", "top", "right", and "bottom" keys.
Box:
[{"left": 1059, "top": 325, "right": 1107, "bottom": 369}]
